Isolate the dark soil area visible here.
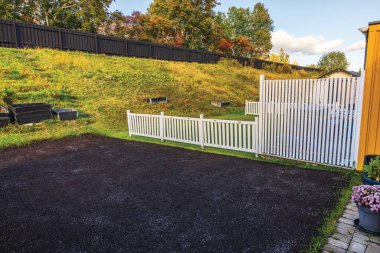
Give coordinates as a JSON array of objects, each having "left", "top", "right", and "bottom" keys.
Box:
[{"left": 0, "top": 134, "right": 347, "bottom": 253}]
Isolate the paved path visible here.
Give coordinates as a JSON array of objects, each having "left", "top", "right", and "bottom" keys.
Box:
[{"left": 323, "top": 202, "right": 380, "bottom": 253}]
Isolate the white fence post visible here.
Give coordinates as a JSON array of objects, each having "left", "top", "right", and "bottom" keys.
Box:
[
  {"left": 258, "top": 74, "right": 265, "bottom": 154},
  {"left": 127, "top": 110, "right": 132, "bottom": 137},
  {"left": 160, "top": 111, "right": 165, "bottom": 142},
  {"left": 245, "top": 100, "right": 247, "bottom": 115},
  {"left": 199, "top": 114, "right": 204, "bottom": 149},
  {"left": 352, "top": 74, "right": 365, "bottom": 169}
]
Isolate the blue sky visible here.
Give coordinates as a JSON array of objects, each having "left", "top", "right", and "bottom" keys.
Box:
[{"left": 110, "top": 0, "right": 380, "bottom": 71}]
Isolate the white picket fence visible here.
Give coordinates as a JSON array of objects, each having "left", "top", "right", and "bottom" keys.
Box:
[
  {"left": 127, "top": 75, "right": 364, "bottom": 169},
  {"left": 245, "top": 100, "right": 260, "bottom": 115},
  {"left": 259, "top": 76, "right": 364, "bottom": 168},
  {"left": 127, "top": 111, "right": 260, "bottom": 153}
]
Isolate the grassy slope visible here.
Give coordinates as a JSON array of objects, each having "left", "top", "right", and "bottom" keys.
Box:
[
  {"left": 0, "top": 47, "right": 359, "bottom": 253},
  {"left": 0, "top": 47, "right": 317, "bottom": 147}
]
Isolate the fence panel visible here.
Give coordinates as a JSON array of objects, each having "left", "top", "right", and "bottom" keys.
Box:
[
  {"left": 260, "top": 76, "right": 363, "bottom": 168},
  {"left": 98, "top": 36, "right": 126, "bottom": 55},
  {"left": 127, "top": 111, "right": 259, "bottom": 154},
  {"left": 245, "top": 101, "right": 260, "bottom": 115},
  {"left": 0, "top": 19, "right": 320, "bottom": 71}
]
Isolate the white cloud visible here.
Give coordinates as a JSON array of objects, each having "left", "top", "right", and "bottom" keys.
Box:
[
  {"left": 344, "top": 40, "right": 366, "bottom": 52},
  {"left": 271, "top": 29, "right": 344, "bottom": 55}
]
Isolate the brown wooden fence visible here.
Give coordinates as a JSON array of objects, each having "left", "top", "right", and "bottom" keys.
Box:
[{"left": 0, "top": 19, "right": 319, "bottom": 72}]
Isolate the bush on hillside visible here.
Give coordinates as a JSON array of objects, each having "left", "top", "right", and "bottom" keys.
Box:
[
  {"left": 217, "top": 58, "right": 242, "bottom": 68},
  {"left": 277, "top": 63, "right": 293, "bottom": 74}
]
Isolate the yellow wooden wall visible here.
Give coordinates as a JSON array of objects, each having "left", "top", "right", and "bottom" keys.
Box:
[{"left": 357, "top": 23, "right": 380, "bottom": 170}]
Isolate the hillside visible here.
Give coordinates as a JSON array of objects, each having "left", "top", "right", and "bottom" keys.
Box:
[{"left": 0, "top": 47, "right": 318, "bottom": 148}]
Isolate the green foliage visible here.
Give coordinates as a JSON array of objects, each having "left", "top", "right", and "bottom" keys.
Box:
[
  {"left": 318, "top": 51, "right": 350, "bottom": 72},
  {"left": 217, "top": 58, "right": 241, "bottom": 68},
  {"left": 268, "top": 48, "right": 290, "bottom": 64},
  {"left": 277, "top": 63, "right": 293, "bottom": 74},
  {"left": 148, "top": 0, "right": 219, "bottom": 50},
  {"left": 251, "top": 3, "right": 274, "bottom": 55},
  {"left": 0, "top": 87, "right": 16, "bottom": 104},
  {"left": 364, "top": 156, "right": 380, "bottom": 181},
  {"left": 227, "top": 7, "right": 252, "bottom": 38},
  {"left": 0, "top": 0, "right": 113, "bottom": 32}
]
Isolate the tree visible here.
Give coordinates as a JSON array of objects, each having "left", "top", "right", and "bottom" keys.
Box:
[
  {"left": 227, "top": 7, "right": 252, "bottom": 38},
  {"left": 148, "top": 0, "right": 220, "bottom": 50},
  {"left": 0, "top": 0, "right": 114, "bottom": 32},
  {"left": 268, "top": 48, "right": 289, "bottom": 63},
  {"left": 251, "top": 3, "right": 274, "bottom": 56},
  {"left": 318, "top": 51, "right": 349, "bottom": 72}
]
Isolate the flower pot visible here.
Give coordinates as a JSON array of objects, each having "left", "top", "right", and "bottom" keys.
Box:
[
  {"left": 357, "top": 205, "right": 380, "bottom": 233},
  {"left": 362, "top": 155, "right": 380, "bottom": 185},
  {"left": 363, "top": 173, "right": 380, "bottom": 185}
]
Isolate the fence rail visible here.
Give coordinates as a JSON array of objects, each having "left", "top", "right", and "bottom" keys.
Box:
[
  {"left": 0, "top": 19, "right": 320, "bottom": 71},
  {"left": 127, "top": 111, "right": 260, "bottom": 153},
  {"left": 245, "top": 101, "right": 260, "bottom": 115}
]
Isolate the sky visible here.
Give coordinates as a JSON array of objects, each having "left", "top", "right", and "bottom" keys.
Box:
[{"left": 110, "top": 0, "right": 380, "bottom": 71}]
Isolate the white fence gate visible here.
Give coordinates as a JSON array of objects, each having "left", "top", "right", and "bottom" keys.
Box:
[
  {"left": 127, "top": 111, "right": 260, "bottom": 153},
  {"left": 259, "top": 76, "right": 364, "bottom": 168}
]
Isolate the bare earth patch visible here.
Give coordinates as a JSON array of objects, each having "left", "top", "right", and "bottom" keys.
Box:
[{"left": 0, "top": 134, "right": 347, "bottom": 252}]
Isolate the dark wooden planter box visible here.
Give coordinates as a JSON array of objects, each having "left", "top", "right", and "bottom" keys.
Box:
[
  {"left": 211, "top": 101, "right": 231, "bottom": 107},
  {"left": 0, "top": 117, "right": 10, "bottom": 127},
  {"left": 15, "top": 114, "right": 52, "bottom": 125},
  {"left": 53, "top": 109, "right": 78, "bottom": 121},
  {"left": 9, "top": 103, "right": 52, "bottom": 125},
  {"left": 9, "top": 103, "right": 51, "bottom": 114},
  {"left": 146, "top": 97, "right": 168, "bottom": 104}
]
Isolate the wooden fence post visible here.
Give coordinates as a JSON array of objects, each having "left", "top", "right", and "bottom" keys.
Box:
[
  {"left": 95, "top": 34, "right": 98, "bottom": 53},
  {"left": 127, "top": 110, "right": 131, "bottom": 137},
  {"left": 12, "top": 21, "right": 18, "bottom": 48},
  {"left": 58, "top": 28, "right": 63, "bottom": 50},
  {"left": 199, "top": 114, "right": 204, "bottom": 149},
  {"left": 150, "top": 43, "right": 153, "bottom": 59},
  {"left": 125, "top": 40, "right": 129, "bottom": 56},
  {"left": 160, "top": 111, "right": 165, "bottom": 142}
]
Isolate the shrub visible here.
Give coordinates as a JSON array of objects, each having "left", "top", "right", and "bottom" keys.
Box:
[
  {"left": 352, "top": 185, "right": 380, "bottom": 212},
  {"left": 217, "top": 58, "right": 241, "bottom": 68},
  {"left": 298, "top": 69, "right": 307, "bottom": 77},
  {"left": 0, "top": 87, "right": 16, "bottom": 105},
  {"left": 364, "top": 156, "right": 380, "bottom": 181},
  {"left": 278, "top": 63, "right": 293, "bottom": 74}
]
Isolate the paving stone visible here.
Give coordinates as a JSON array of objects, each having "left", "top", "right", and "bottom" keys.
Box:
[
  {"left": 328, "top": 237, "right": 349, "bottom": 250},
  {"left": 352, "top": 232, "right": 369, "bottom": 244},
  {"left": 348, "top": 241, "right": 367, "bottom": 253},
  {"left": 337, "top": 222, "right": 356, "bottom": 233},
  {"left": 368, "top": 235, "right": 380, "bottom": 244},
  {"left": 343, "top": 213, "right": 358, "bottom": 220},
  {"left": 324, "top": 243, "right": 347, "bottom": 253},
  {"left": 337, "top": 226, "right": 355, "bottom": 236},
  {"left": 365, "top": 242, "right": 380, "bottom": 253},
  {"left": 332, "top": 232, "right": 353, "bottom": 244},
  {"left": 339, "top": 217, "right": 355, "bottom": 226}
]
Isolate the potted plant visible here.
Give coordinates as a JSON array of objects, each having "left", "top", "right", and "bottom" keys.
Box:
[
  {"left": 363, "top": 156, "right": 380, "bottom": 185},
  {"left": 352, "top": 185, "right": 380, "bottom": 233}
]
